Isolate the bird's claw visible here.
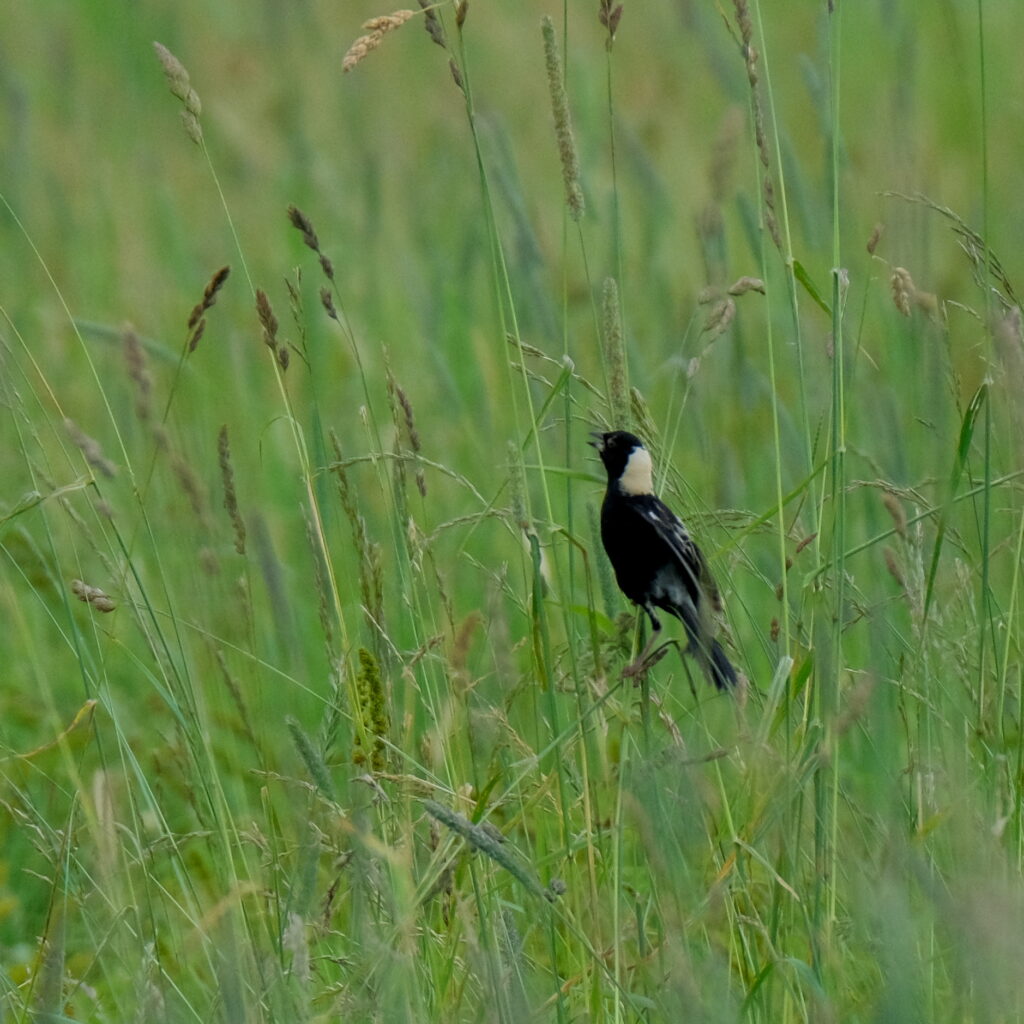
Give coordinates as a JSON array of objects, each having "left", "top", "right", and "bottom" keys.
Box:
[{"left": 621, "top": 642, "right": 673, "bottom": 683}]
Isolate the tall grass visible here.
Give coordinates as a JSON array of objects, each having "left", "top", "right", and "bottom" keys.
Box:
[{"left": 2, "top": 1, "right": 1024, "bottom": 1021}]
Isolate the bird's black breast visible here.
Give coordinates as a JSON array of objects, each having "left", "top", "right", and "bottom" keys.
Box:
[{"left": 600, "top": 491, "right": 701, "bottom": 610}]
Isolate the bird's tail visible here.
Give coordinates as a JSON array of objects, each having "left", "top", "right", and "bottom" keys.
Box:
[
  {"left": 708, "top": 639, "right": 738, "bottom": 691},
  {"left": 677, "top": 603, "right": 738, "bottom": 690}
]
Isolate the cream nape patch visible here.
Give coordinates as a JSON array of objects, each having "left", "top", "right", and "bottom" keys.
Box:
[{"left": 618, "top": 445, "right": 654, "bottom": 495}]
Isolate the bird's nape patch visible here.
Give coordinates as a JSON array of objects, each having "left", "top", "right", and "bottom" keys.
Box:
[{"left": 618, "top": 446, "right": 654, "bottom": 495}]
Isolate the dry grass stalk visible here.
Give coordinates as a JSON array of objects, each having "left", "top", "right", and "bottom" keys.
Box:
[
  {"left": 71, "top": 579, "right": 116, "bottom": 613},
  {"left": 305, "top": 512, "right": 336, "bottom": 658},
  {"left": 152, "top": 42, "right": 203, "bottom": 144},
  {"left": 64, "top": 419, "right": 116, "bottom": 478},
  {"left": 171, "top": 453, "right": 207, "bottom": 524},
  {"left": 342, "top": 10, "right": 416, "bottom": 73},
  {"left": 287, "top": 205, "right": 335, "bottom": 283},
  {"left": 329, "top": 430, "right": 386, "bottom": 646},
  {"left": 395, "top": 384, "right": 427, "bottom": 497},
  {"left": 218, "top": 425, "right": 246, "bottom": 555},
  {"left": 602, "top": 277, "right": 629, "bottom": 428},
  {"left": 214, "top": 648, "right": 259, "bottom": 751},
  {"left": 731, "top": 1, "right": 780, "bottom": 250},
  {"left": 541, "top": 16, "right": 585, "bottom": 222},
  {"left": 187, "top": 265, "right": 230, "bottom": 352},
  {"left": 122, "top": 325, "right": 152, "bottom": 424},
  {"left": 507, "top": 442, "right": 528, "bottom": 532}
]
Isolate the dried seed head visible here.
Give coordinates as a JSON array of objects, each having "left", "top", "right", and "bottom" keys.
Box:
[
  {"left": 287, "top": 205, "right": 320, "bottom": 252},
  {"left": 256, "top": 289, "right": 279, "bottom": 350},
  {"left": 71, "top": 579, "right": 116, "bottom": 613},
  {"left": 866, "top": 223, "right": 884, "bottom": 256},
  {"left": 598, "top": 0, "right": 624, "bottom": 45},
  {"left": 884, "top": 546, "right": 905, "bottom": 589},
  {"left": 65, "top": 419, "right": 117, "bottom": 478},
  {"left": 727, "top": 275, "right": 765, "bottom": 296},
  {"left": 171, "top": 453, "right": 207, "bottom": 521},
  {"left": 153, "top": 42, "right": 203, "bottom": 144},
  {"left": 187, "top": 320, "right": 206, "bottom": 353},
  {"left": 881, "top": 491, "right": 907, "bottom": 538},
  {"left": 708, "top": 106, "right": 743, "bottom": 203},
  {"left": 218, "top": 425, "right": 247, "bottom": 555},
  {"left": 702, "top": 297, "right": 736, "bottom": 339},
  {"left": 891, "top": 267, "right": 915, "bottom": 317},
  {"left": 195, "top": 265, "right": 232, "bottom": 317},
  {"left": 449, "top": 58, "right": 464, "bottom": 92},
  {"left": 418, "top": 0, "right": 447, "bottom": 48},
  {"left": 122, "top": 325, "right": 152, "bottom": 424},
  {"left": 153, "top": 42, "right": 192, "bottom": 105},
  {"left": 541, "top": 16, "right": 585, "bottom": 221},
  {"left": 320, "top": 287, "right": 338, "bottom": 321},
  {"left": 343, "top": 10, "right": 416, "bottom": 73},
  {"left": 395, "top": 385, "right": 426, "bottom": 496},
  {"left": 455, "top": 0, "right": 469, "bottom": 29}
]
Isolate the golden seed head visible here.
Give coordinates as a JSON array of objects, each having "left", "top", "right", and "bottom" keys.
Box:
[
  {"left": 343, "top": 10, "right": 416, "bottom": 73},
  {"left": 891, "top": 266, "right": 915, "bottom": 317}
]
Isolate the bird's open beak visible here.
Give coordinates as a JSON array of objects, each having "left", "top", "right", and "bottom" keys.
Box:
[{"left": 588, "top": 431, "right": 605, "bottom": 450}]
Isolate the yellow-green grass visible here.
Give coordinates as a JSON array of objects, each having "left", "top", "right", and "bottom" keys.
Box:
[{"left": 2, "top": 1, "right": 1024, "bottom": 1020}]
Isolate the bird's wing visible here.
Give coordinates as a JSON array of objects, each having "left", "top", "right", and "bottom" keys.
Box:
[{"left": 636, "top": 497, "right": 723, "bottom": 611}]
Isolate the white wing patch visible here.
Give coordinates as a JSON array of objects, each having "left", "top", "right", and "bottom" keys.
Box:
[{"left": 637, "top": 501, "right": 693, "bottom": 564}]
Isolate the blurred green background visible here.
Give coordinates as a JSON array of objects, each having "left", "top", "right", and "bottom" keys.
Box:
[{"left": 3, "top": 1, "right": 1024, "bottom": 1021}]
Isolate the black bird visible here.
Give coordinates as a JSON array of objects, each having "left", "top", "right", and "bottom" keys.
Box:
[{"left": 591, "top": 430, "right": 737, "bottom": 689}]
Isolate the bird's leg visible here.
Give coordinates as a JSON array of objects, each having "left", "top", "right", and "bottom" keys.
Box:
[{"left": 622, "top": 612, "right": 678, "bottom": 681}]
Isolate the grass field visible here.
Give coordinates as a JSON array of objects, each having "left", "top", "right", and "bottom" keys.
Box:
[{"left": 3, "top": 1, "right": 1024, "bottom": 1020}]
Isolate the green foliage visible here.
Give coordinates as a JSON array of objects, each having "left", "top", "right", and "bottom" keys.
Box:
[{"left": 2, "top": 1, "right": 1024, "bottom": 1021}]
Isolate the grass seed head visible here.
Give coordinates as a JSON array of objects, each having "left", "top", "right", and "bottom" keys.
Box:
[
  {"left": 891, "top": 267, "right": 915, "bottom": 317},
  {"left": 218, "top": 425, "right": 247, "bottom": 556},
  {"left": 256, "top": 289, "right": 280, "bottom": 351},
  {"left": 71, "top": 579, "right": 116, "bottom": 613},
  {"left": 418, "top": 0, "right": 447, "bottom": 48},
  {"left": 122, "top": 325, "right": 152, "bottom": 424},
  {"left": 541, "top": 16, "right": 585, "bottom": 221},
  {"left": 153, "top": 42, "right": 203, "bottom": 143},
  {"left": 343, "top": 10, "right": 416, "bottom": 73},
  {"left": 64, "top": 419, "right": 117, "bottom": 478}
]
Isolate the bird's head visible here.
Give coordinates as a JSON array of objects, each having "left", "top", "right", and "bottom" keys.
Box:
[{"left": 589, "top": 430, "right": 654, "bottom": 495}]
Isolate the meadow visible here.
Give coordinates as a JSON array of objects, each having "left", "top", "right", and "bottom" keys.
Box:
[{"left": 3, "top": 1, "right": 1024, "bottom": 1020}]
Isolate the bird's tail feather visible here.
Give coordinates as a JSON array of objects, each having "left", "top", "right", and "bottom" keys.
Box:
[
  {"left": 708, "top": 639, "right": 738, "bottom": 691},
  {"left": 678, "top": 605, "right": 737, "bottom": 690}
]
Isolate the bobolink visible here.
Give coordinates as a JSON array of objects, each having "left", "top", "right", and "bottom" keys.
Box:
[{"left": 591, "top": 430, "right": 737, "bottom": 690}]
